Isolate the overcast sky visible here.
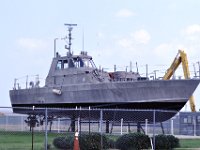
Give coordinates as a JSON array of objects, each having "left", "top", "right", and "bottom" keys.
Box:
[{"left": 1, "top": 0, "right": 200, "bottom": 111}]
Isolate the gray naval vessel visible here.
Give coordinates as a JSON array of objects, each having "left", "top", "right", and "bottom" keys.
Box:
[{"left": 9, "top": 24, "right": 200, "bottom": 123}]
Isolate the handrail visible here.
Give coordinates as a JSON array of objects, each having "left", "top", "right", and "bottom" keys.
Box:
[{"left": 13, "top": 74, "right": 42, "bottom": 90}]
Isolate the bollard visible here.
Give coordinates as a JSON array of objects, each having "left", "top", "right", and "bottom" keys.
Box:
[{"left": 73, "top": 132, "right": 80, "bottom": 150}]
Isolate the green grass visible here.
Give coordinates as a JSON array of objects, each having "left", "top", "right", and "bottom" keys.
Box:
[
  {"left": 179, "top": 139, "right": 200, "bottom": 148},
  {"left": 0, "top": 131, "right": 72, "bottom": 150},
  {"left": 0, "top": 131, "right": 200, "bottom": 150}
]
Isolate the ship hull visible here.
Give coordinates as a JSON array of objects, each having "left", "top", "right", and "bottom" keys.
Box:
[{"left": 10, "top": 79, "right": 200, "bottom": 122}]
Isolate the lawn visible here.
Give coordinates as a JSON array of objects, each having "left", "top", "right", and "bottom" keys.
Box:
[
  {"left": 178, "top": 139, "right": 200, "bottom": 149},
  {"left": 0, "top": 131, "right": 200, "bottom": 149},
  {"left": 0, "top": 131, "right": 70, "bottom": 150}
]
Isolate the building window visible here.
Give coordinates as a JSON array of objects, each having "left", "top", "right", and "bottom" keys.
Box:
[
  {"left": 183, "top": 118, "right": 188, "bottom": 124},
  {"left": 197, "top": 116, "right": 200, "bottom": 123},
  {"left": 187, "top": 116, "right": 192, "bottom": 124}
]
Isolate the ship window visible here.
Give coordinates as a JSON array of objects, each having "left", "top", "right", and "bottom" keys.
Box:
[
  {"left": 82, "top": 58, "right": 93, "bottom": 68},
  {"left": 63, "top": 60, "right": 68, "bottom": 69},
  {"left": 69, "top": 59, "right": 75, "bottom": 68},
  {"left": 73, "top": 58, "right": 81, "bottom": 68},
  {"left": 56, "top": 60, "right": 62, "bottom": 70},
  {"left": 80, "top": 59, "right": 84, "bottom": 67},
  {"left": 71, "top": 57, "right": 95, "bottom": 68}
]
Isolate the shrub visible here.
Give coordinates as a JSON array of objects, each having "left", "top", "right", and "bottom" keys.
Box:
[
  {"left": 53, "top": 133, "right": 110, "bottom": 150},
  {"left": 116, "top": 132, "right": 150, "bottom": 150},
  {"left": 79, "top": 132, "right": 109, "bottom": 150},
  {"left": 107, "top": 138, "right": 115, "bottom": 149},
  {"left": 155, "top": 134, "right": 169, "bottom": 149},
  {"left": 167, "top": 135, "right": 180, "bottom": 148},
  {"left": 53, "top": 136, "right": 73, "bottom": 149},
  {"left": 155, "top": 134, "right": 179, "bottom": 149}
]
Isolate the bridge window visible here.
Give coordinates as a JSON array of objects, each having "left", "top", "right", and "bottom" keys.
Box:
[
  {"left": 63, "top": 60, "right": 68, "bottom": 69},
  {"left": 56, "top": 60, "right": 62, "bottom": 70}
]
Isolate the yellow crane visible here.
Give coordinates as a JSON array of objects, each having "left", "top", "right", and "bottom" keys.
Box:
[{"left": 163, "top": 50, "right": 196, "bottom": 112}]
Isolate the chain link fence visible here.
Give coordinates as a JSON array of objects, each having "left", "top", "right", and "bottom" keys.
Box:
[{"left": 0, "top": 106, "right": 200, "bottom": 149}]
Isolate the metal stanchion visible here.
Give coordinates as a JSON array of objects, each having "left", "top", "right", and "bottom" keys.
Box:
[
  {"left": 153, "top": 110, "right": 156, "bottom": 150},
  {"left": 45, "top": 108, "right": 48, "bottom": 150},
  {"left": 100, "top": 110, "right": 103, "bottom": 150},
  {"left": 89, "top": 106, "right": 91, "bottom": 135},
  {"left": 32, "top": 106, "right": 35, "bottom": 150}
]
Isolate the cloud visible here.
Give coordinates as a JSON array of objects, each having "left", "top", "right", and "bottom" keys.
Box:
[
  {"left": 179, "top": 24, "right": 200, "bottom": 57},
  {"left": 115, "top": 9, "right": 136, "bottom": 18},
  {"left": 153, "top": 43, "right": 175, "bottom": 58},
  {"left": 118, "top": 29, "right": 151, "bottom": 49},
  {"left": 118, "top": 38, "right": 133, "bottom": 49},
  {"left": 179, "top": 24, "right": 200, "bottom": 46},
  {"left": 132, "top": 29, "right": 151, "bottom": 44},
  {"left": 153, "top": 25, "right": 200, "bottom": 65},
  {"left": 15, "top": 37, "right": 52, "bottom": 67},
  {"left": 168, "top": 3, "right": 176, "bottom": 9},
  {"left": 14, "top": 37, "right": 52, "bottom": 80},
  {"left": 96, "top": 32, "right": 104, "bottom": 39},
  {"left": 16, "top": 38, "right": 49, "bottom": 51},
  {"left": 183, "top": 24, "right": 200, "bottom": 35}
]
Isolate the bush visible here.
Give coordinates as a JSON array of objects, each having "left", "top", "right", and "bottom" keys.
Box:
[
  {"left": 116, "top": 132, "right": 150, "bottom": 150},
  {"left": 155, "top": 134, "right": 179, "bottom": 149},
  {"left": 53, "top": 133, "right": 111, "bottom": 150},
  {"left": 79, "top": 132, "right": 109, "bottom": 150},
  {"left": 107, "top": 138, "right": 115, "bottom": 149},
  {"left": 167, "top": 135, "right": 180, "bottom": 148},
  {"left": 53, "top": 136, "right": 73, "bottom": 149},
  {"left": 155, "top": 134, "right": 169, "bottom": 149}
]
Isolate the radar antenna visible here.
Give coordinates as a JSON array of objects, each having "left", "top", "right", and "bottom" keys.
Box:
[{"left": 64, "top": 23, "right": 77, "bottom": 55}]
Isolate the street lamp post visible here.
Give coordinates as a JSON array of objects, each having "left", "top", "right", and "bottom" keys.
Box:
[{"left": 54, "top": 38, "right": 59, "bottom": 58}]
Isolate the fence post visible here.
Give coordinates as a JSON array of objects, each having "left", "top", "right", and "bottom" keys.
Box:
[
  {"left": 78, "top": 117, "right": 80, "bottom": 133},
  {"left": 5, "top": 115, "right": 8, "bottom": 131},
  {"left": 57, "top": 118, "right": 60, "bottom": 133},
  {"left": 45, "top": 108, "right": 48, "bottom": 150},
  {"left": 121, "top": 118, "right": 123, "bottom": 135},
  {"left": 193, "top": 116, "right": 196, "bottom": 136},
  {"left": 89, "top": 106, "right": 91, "bottom": 135},
  {"left": 145, "top": 119, "right": 148, "bottom": 135},
  {"left": 77, "top": 106, "right": 82, "bottom": 135},
  {"left": 153, "top": 110, "right": 156, "bottom": 150},
  {"left": 100, "top": 110, "right": 103, "bottom": 149},
  {"left": 171, "top": 119, "right": 174, "bottom": 135},
  {"left": 32, "top": 106, "right": 35, "bottom": 150},
  {"left": 21, "top": 116, "right": 24, "bottom": 131}
]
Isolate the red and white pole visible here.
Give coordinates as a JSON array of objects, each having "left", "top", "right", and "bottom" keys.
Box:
[{"left": 73, "top": 132, "right": 80, "bottom": 150}]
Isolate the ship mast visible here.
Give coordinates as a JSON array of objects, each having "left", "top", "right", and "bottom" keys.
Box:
[{"left": 64, "top": 23, "right": 77, "bottom": 55}]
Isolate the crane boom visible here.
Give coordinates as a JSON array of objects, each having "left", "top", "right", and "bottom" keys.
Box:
[{"left": 163, "top": 50, "right": 196, "bottom": 112}]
